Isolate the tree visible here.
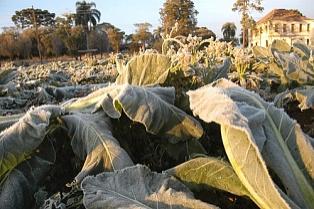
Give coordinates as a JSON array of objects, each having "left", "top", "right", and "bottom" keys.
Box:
[
  {"left": 88, "top": 30, "right": 110, "bottom": 54},
  {"left": 98, "top": 23, "right": 125, "bottom": 52},
  {"left": 160, "top": 0, "right": 198, "bottom": 37},
  {"left": 194, "top": 26, "right": 216, "bottom": 40},
  {"left": 221, "top": 22, "right": 237, "bottom": 41},
  {"left": 0, "top": 28, "right": 18, "bottom": 59},
  {"left": 152, "top": 26, "right": 163, "bottom": 52},
  {"left": 75, "top": 0, "right": 101, "bottom": 49},
  {"left": 12, "top": 7, "right": 55, "bottom": 61},
  {"left": 232, "top": 0, "right": 263, "bottom": 47},
  {"left": 75, "top": 1, "right": 100, "bottom": 30},
  {"left": 132, "top": 23, "right": 153, "bottom": 50},
  {"left": 55, "top": 15, "right": 85, "bottom": 55},
  {"left": 16, "top": 29, "right": 33, "bottom": 59}
]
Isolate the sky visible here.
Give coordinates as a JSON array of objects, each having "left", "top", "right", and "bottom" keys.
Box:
[{"left": 0, "top": 0, "right": 313, "bottom": 38}]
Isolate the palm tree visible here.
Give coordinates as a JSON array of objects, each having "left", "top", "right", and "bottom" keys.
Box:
[
  {"left": 75, "top": 0, "right": 101, "bottom": 49},
  {"left": 221, "top": 22, "right": 237, "bottom": 42}
]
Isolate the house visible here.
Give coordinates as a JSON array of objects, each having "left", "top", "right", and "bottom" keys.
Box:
[{"left": 249, "top": 9, "right": 314, "bottom": 47}]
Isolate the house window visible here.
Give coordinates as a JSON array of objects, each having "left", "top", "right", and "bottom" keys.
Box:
[
  {"left": 266, "top": 40, "right": 269, "bottom": 47},
  {"left": 291, "top": 24, "right": 295, "bottom": 32},
  {"left": 283, "top": 24, "right": 287, "bottom": 33},
  {"left": 307, "top": 24, "right": 310, "bottom": 32},
  {"left": 275, "top": 24, "right": 279, "bottom": 32},
  {"left": 307, "top": 39, "right": 310, "bottom": 45},
  {"left": 265, "top": 25, "right": 268, "bottom": 32},
  {"left": 299, "top": 24, "right": 302, "bottom": 32}
]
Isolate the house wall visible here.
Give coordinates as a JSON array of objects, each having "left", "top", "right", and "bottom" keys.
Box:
[{"left": 249, "top": 19, "right": 314, "bottom": 48}]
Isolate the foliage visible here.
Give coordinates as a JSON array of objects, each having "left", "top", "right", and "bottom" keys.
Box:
[
  {"left": 132, "top": 23, "right": 153, "bottom": 50},
  {"left": 274, "top": 85, "right": 314, "bottom": 111},
  {"left": 221, "top": 22, "right": 238, "bottom": 46},
  {"left": 0, "top": 28, "right": 20, "bottom": 59},
  {"left": 194, "top": 26, "right": 216, "bottom": 41},
  {"left": 160, "top": 0, "right": 198, "bottom": 37},
  {"left": 221, "top": 22, "right": 237, "bottom": 41},
  {"left": 75, "top": 0, "right": 101, "bottom": 50},
  {"left": 12, "top": 7, "right": 56, "bottom": 61},
  {"left": 2, "top": 27, "right": 314, "bottom": 209},
  {"left": 232, "top": 0, "right": 263, "bottom": 47},
  {"left": 188, "top": 78, "right": 314, "bottom": 209},
  {"left": 75, "top": 0, "right": 100, "bottom": 31},
  {"left": 252, "top": 40, "right": 314, "bottom": 86},
  {"left": 12, "top": 8, "right": 55, "bottom": 29},
  {"left": 0, "top": 105, "right": 63, "bottom": 180},
  {"left": 100, "top": 23, "right": 125, "bottom": 52},
  {"left": 82, "top": 165, "right": 218, "bottom": 209},
  {"left": 61, "top": 112, "right": 134, "bottom": 182},
  {"left": 115, "top": 53, "right": 171, "bottom": 85},
  {"left": 166, "top": 157, "right": 250, "bottom": 197}
]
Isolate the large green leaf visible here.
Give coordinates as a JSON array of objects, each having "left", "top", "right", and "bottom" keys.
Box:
[
  {"left": 0, "top": 105, "right": 63, "bottom": 180},
  {"left": 0, "top": 138, "right": 55, "bottom": 209},
  {"left": 205, "top": 57, "right": 231, "bottom": 84},
  {"left": 279, "top": 53, "right": 314, "bottom": 84},
  {"left": 166, "top": 157, "right": 250, "bottom": 197},
  {"left": 188, "top": 79, "right": 314, "bottom": 209},
  {"left": 271, "top": 39, "right": 291, "bottom": 55},
  {"left": 115, "top": 53, "right": 172, "bottom": 86},
  {"left": 62, "top": 84, "right": 201, "bottom": 143},
  {"left": 252, "top": 46, "right": 272, "bottom": 63},
  {"left": 62, "top": 84, "right": 117, "bottom": 112},
  {"left": 293, "top": 41, "right": 311, "bottom": 60},
  {"left": 95, "top": 85, "right": 203, "bottom": 143},
  {"left": 82, "top": 165, "right": 219, "bottom": 209},
  {"left": 61, "top": 112, "right": 134, "bottom": 183}
]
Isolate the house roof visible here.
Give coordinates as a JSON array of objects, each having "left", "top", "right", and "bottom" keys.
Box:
[{"left": 257, "top": 9, "right": 313, "bottom": 24}]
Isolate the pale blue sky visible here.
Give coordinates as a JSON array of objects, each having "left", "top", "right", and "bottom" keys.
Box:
[{"left": 0, "top": 0, "right": 313, "bottom": 38}]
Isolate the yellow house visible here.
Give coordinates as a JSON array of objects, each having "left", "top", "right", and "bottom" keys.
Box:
[{"left": 249, "top": 9, "right": 314, "bottom": 47}]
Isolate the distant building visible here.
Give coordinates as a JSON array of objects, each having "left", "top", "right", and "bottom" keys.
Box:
[{"left": 249, "top": 9, "right": 314, "bottom": 47}]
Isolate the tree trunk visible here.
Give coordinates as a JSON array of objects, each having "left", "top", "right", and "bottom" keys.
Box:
[
  {"left": 35, "top": 33, "right": 43, "bottom": 63},
  {"left": 31, "top": 7, "right": 43, "bottom": 63},
  {"left": 242, "top": 28, "right": 248, "bottom": 48}
]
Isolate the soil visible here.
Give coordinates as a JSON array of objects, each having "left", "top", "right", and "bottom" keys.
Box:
[{"left": 284, "top": 101, "right": 314, "bottom": 137}]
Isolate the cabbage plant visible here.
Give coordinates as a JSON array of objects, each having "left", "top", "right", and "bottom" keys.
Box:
[
  {"left": 253, "top": 40, "right": 314, "bottom": 85},
  {"left": 1, "top": 44, "right": 314, "bottom": 209}
]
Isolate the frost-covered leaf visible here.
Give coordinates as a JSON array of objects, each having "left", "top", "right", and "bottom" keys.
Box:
[
  {"left": 293, "top": 41, "right": 311, "bottom": 59},
  {"left": 0, "top": 105, "right": 63, "bottom": 180},
  {"left": 207, "top": 57, "right": 231, "bottom": 82},
  {"left": 116, "top": 53, "right": 172, "bottom": 86},
  {"left": 82, "top": 165, "right": 219, "bottom": 209},
  {"left": 166, "top": 157, "right": 250, "bottom": 197},
  {"left": 61, "top": 112, "right": 133, "bottom": 182},
  {"left": 283, "top": 53, "right": 314, "bottom": 84},
  {"left": 271, "top": 39, "right": 291, "bottom": 54},
  {"left": 188, "top": 79, "right": 314, "bottom": 209},
  {"left": 274, "top": 86, "right": 314, "bottom": 111},
  {"left": 95, "top": 85, "right": 203, "bottom": 143},
  {"left": 0, "top": 113, "right": 23, "bottom": 132},
  {"left": 63, "top": 84, "right": 201, "bottom": 143},
  {"left": 0, "top": 139, "right": 55, "bottom": 209},
  {"left": 252, "top": 46, "right": 272, "bottom": 63},
  {"left": 63, "top": 84, "right": 117, "bottom": 112},
  {"left": 0, "top": 68, "right": 16, "bottom": 85}
]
